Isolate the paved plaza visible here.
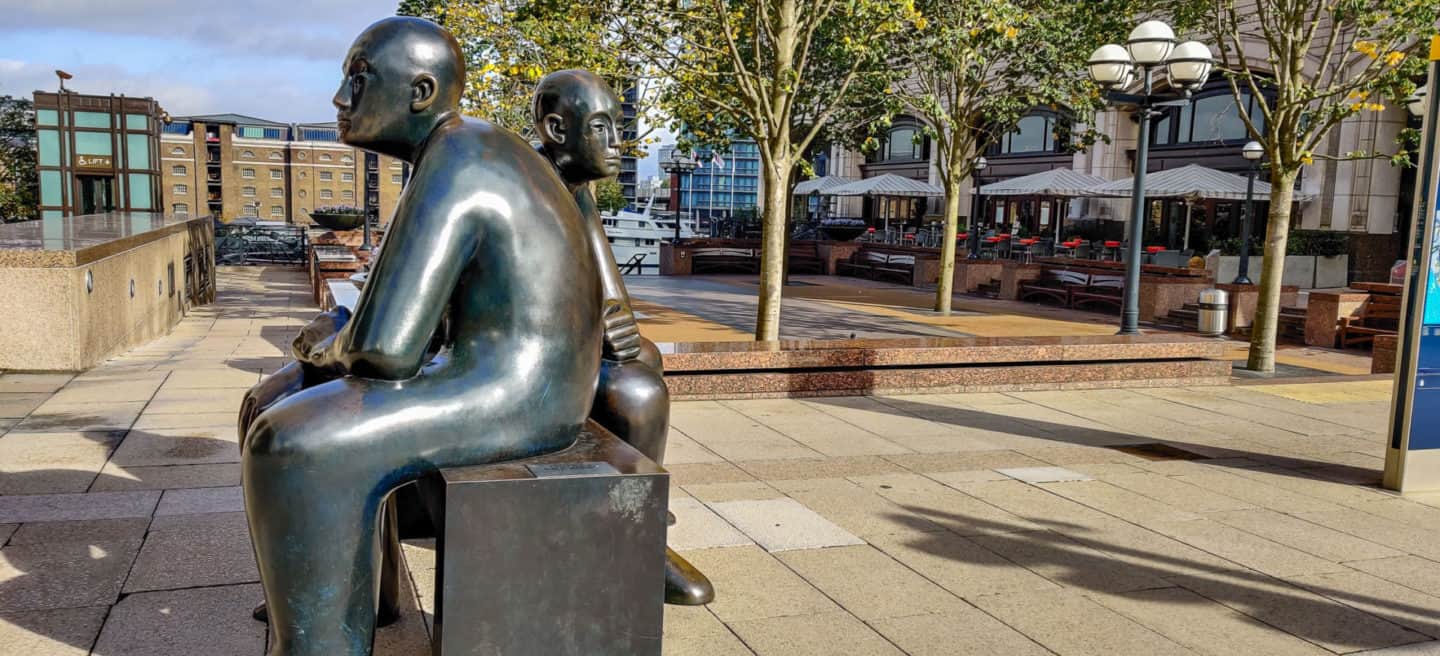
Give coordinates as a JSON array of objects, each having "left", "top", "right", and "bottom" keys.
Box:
[{"left": 1, "top": 267, "right": 1438, "bottom": 655}]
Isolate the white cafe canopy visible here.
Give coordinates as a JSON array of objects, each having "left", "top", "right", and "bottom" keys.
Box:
[
  {"left": 826, "top": 173, "right": 944, "bottom": 197},
  {"left": 1083, "top": 163, "right": 1315, "bottom": 202},
  {"left": 792, "top": 175, "right": 854, "bottom": 196},
  {"left": 979, "top": 168, "right": 1110, "bottom": 197}
]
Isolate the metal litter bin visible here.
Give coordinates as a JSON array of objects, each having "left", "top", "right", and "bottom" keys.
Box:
[{"left": 1197, "top": 288, "right": 1228, "bottom": 337}]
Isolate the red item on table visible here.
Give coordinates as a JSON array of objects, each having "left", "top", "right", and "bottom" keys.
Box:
[
  {"left": 1146, "top": 245, "right": 1165, "bottom": 254},
  {"left": 998, "top": 233, "right": 1012, "bottom": 239},
  {"left": 1104, "top": 240, "right": 1121, "bottom": 248}
]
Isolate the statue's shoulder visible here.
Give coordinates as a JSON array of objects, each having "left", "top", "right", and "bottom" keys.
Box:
[{"left": 429, "top": 117, "right": 538, "bottom": 162}]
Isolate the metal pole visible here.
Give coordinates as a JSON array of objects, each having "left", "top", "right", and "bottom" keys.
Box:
[
  {"left": 1119, "top": 70, "right": 1154, "bottom": 335},
  {"left": 1234, "top": 161, "right": 1258, "bottom": 284},
  {"left": 969, "top": 187, "right": 983, "bottom": 258},
  {"left": 674, "top": 168, "right": 683, "bottom": 241}
]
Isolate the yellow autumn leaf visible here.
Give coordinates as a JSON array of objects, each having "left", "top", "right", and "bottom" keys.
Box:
[
  {"left": 1300, "top": 153, "right": 1314, "bottom": 165},
  {"left": 1355, "top": 41, "right": 1379, "bottom": 58},
  {"left": 1385, "top": 51, "right": 1405, "bottom": 66},
  {"left": 1004, "top": 26, "right": 1018, "bottom": 39}
]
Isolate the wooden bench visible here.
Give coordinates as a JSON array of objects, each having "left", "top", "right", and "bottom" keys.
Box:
[
  {"left": 1070, "top": 273, "right": 1125, "bottom": 311},
  {"left": 1019, "top": 269, "right": 1089, "bottom": 307},
  {"left": 787, "top": 242, "right": 825, "bottom": 274},
  {"left": 837, "top": 249, "right": 923, "bottom": 285},
  {"left": 1338, "top": 293, "right": 1401, "bottom": 348},
  {"left": 691, "top": 246, "right": 760, "bottom": 274}
]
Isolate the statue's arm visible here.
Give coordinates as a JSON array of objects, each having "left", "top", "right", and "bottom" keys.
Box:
[
  {"left": 308, "top": 183, "right": 476, "bottom": 380},
  {"left": 577, "top": 188, "right": 642, "bottom": 361}
]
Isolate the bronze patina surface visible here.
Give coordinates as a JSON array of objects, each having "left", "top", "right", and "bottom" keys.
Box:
[
  {"left": 238, "top": 17, "right": 602, "bottom": 655},
  {"left": 533, "top": 68, "right": 713, "bottom": 606}
]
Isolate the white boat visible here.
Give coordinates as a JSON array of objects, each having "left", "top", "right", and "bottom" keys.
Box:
[{"left": 601, "top": 197, "right": 701, "bottom": 275}]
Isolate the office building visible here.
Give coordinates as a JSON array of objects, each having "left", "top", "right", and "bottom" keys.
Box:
[
  {"left": 32, "top": 91, "right": 166, "bottom": 218},
  {"left": 661, "top": 140, "right": 762, "bottom": 221}
]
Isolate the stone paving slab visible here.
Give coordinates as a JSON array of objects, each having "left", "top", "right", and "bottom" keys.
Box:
[
  {"left": 4, "top": 267, "right": 1439, "bottom": 655},
  {"left": 708, "top": 498, "right": 864, "bottom": 552},
  {"left": 92, "top": 584, "right": 265, "bottom": 656},
  {"left": 0, "top": 491, "right": 159, "bottom": 524}
]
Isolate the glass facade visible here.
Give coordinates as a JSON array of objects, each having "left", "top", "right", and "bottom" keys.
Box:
[
  {"left": 126, "top": 114, "right": 148, "bottom": 131},
  {"left": 37, "top": 130, "right": 61, "bottom": 166},
  {"left": 1154, "top": 88, "right": 1266, "bottom": 146},
  {"left": 33, "top": 92, "right": 165, "bottom": 216},
  {"left": 129, "top": 174, "right": 152, "bottom": 210},
  {"left": 677, "top": 140, "right": 762, "bottom": 219},
  {"left": 73, "top": 111, "right": 111, "bottom": 129},
  {"left": 126, "top": 134, "right": 150, "bottom": 169},
  {"left": 75, "top": 132, "right": 113, "bottom": 156}
]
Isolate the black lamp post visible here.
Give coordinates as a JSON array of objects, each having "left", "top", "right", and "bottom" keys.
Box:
[
  {"left": 1233, "top": 140, "right": 1265, "bottom": 284},
  {"left": 662, "top": 151, "right": 698, "bottom": 241},
  {"left": 1088, "top": 21, "right": 1213, "bottom": 335},
  {"left": 968, "top": 156, "right": 988, "bottom": 259}
]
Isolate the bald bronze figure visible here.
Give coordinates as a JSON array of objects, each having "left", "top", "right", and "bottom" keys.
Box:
[
  {"left": 239, "top": 17, "right": 602, "bottom": 655},
  {"left": 533, "top": 69, "right": 714, "bottom": 606}
]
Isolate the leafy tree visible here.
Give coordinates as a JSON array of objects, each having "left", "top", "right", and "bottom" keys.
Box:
[
  {"left": 616, "top": 0, "right": 922, "bottom": 340},
  {"left": 0, "top": 96, "right": 38, "bottom": 222},
  {"left": 423, "top": 0, "right": 660, "bottom": 149},
  {"left": 594, "top": 176, "right": 628, "bottom": 213},
  {"left": 890, "top": 0, "right": 1161, "bottom": 315},
  {"left": 1209, "top": 0, "right": 1439, "bottom": 372}
]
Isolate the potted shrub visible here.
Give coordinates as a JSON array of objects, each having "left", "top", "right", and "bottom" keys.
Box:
[
  {"left": 819, "top": 217, "right": 868, "bottom": 241},
  {"left": 308, "top": 205, "right": 365, "bottom": 232}
]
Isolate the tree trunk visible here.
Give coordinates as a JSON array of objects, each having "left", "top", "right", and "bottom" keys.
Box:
[
  {"left": 934, "top": 177, "right": 962, "bottom": 314},
  {"left": 1245, "top": 169, "right": 1298, "bottom": 372},
  {"left": 755, "top": 153, "right": 790, "bottom": 341}
]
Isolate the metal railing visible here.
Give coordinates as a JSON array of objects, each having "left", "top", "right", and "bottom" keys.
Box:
[{"left": 214, "top": 222, "right": 308, "bottom": 266}]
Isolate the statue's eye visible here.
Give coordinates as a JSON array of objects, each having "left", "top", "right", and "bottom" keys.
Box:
[{"left": 350, "top": 74, "right": 365, "bottom": 97}]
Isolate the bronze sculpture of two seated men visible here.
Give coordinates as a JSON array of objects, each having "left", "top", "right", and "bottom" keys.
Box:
[{"left": 236, "top": 16, "right": 710, "bottom": 656}]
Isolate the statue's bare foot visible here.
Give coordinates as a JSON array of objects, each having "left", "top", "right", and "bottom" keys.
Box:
[
  {"left": 664, "top": 548, "right": 714, "bottom": 606},
  {"left": 252, "top": 601, "right": 402, "bottom": 627}
]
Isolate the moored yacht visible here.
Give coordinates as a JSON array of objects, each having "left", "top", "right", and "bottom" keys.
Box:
[{"left": 602, "top": 197, "right": 701, "bottom": 275}]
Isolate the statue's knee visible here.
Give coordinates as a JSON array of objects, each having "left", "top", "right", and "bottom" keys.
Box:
[
  {"left": 242, "top": 413, "right": 312, "bottom": 467},
  {"left": 600, "top": 359, "right": 668, "bottom": 410},
  {"left": 637, "top": 338, "right": 663, "bottom": 373}
]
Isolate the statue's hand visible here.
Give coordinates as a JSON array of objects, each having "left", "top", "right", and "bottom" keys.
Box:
[
  {"left": 602, "top": 301, "right": 643, "bottom": 362},
  {"left": 291, "top": 307, "right": 352, "bottom": 363}
]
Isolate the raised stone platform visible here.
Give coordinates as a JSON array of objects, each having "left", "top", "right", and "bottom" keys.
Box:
[
  {"left": 658, "top": 335, "right": 1230, "bottom": 399},
  {"left": 0, "top": 213, "right": 214, "bottom": 371}
]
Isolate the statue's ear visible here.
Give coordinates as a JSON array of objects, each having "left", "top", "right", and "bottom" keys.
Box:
[
  {"left": 410, "top": 73, "right": 438, "bottom": 113},
  {"left": 542, "top": 113, "right": 567, "bottom": 145}
]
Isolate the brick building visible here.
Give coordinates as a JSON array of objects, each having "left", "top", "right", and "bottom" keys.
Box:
[{"left": 158, "top": 114, "right": 407, "bottom": 226}]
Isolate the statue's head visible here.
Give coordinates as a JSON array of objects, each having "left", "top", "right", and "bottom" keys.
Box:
[
  {"left": 533, "top": 70, "right": 624, "bottom": 184},
  {"left": 334, "top": 17, "right": 464, "bottom": 157}
]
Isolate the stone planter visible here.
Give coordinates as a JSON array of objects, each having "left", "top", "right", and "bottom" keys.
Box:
[
  {"left": 1314, "top": 254, "right": 1349, "bottom": 288},
  {"left": 1207, "top": 254, "right": 1348, "bottom": 289}
]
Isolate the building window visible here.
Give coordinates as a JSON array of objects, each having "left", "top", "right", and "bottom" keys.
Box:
[
  {"left": 320, "top": 171, "right": 333, "bottom": 181},
  {"left": 985, "top": 110, "right": 1072, "bottom": 156},
  {"left": 173, "top": 203, "right": 188, "bottom": 215},
  {"left": 341, "top": 172, "right": 354, "bottom": 182},
  {"left": 242, "top": 168, "right": 255, "bottom": 178},
  {"left": 392, "top": 174, "right": 402, "bottom": 184},
  {"left": 243, "top": 186, "right": 257, "bottom": 197},
  {"left": 269, "top": 152, "right": 282, "bottom": 160},
  {"left": 868, "top": 120, "right": 928, "bottom": 163},
  {"left": 299, "top": 171, "right": 307, "bottom": 179},
  {"left": 319, "top": 153, "right": 333, "bottom": 162},
  {"left": 1152, "top": 86, "right": 1266, "bottom": 146},
  {"left": 170, "top": 146, "right": 185, "bottom": 156},
  {"left": 270, "top": 205, "right": 284, "bottom": 217},
  {"left": 242, "top": 150, "right": 255, "bottom": 159},
  {"left": 298, "top": 151, "right": 307, "bottom": 160},
  {"left": 173, "top": 184, "right": 188, "bottom": 195},
  {"left": 172, "top": 164, "right": 186, "bottom": 176},
  {"left": 320, "top": 189, "right": 334, "bottom": 200},
  {"left": 242, "top": 204, "right": 258, "bottom": 217},
  {"left": 342, "top": 154, "right": 354, "bottom": 164},
  {"left": 271, "top": 187, "right": 283, "bottom": 198},
  {"left": 342, "top": 190, "right": 354, "bottom": 201},
  {"left": 270, "top": 169, "right": 282, "bottom": 179}
]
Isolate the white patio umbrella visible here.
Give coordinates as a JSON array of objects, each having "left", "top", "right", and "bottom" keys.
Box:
[
  {"left": 978, "top": 168, "right": 1110, "bottom": 238},
  {"left": 1082, "top": 164, "right": 1315, "bottom": 250},
  {"left": 826, "top": 174, "right": 945, "bottom": 233},
  {"left": 792, "top": 175, "right": 854, "bottom": 196}
]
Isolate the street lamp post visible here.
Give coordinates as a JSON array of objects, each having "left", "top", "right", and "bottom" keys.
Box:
[
  {"left": 1234, "top": 140, "right": 1265, "bottom": 284},
  {"left": 1088, "top": 21, "right": 1213, "bottom": 335},
  {"left": 968, "top": 156, "right": 988, "bottom": 259},
  {"left": 662, "top": 151, "right": 699, "bottom": 241}
]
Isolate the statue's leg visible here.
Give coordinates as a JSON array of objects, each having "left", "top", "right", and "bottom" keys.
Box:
[
  {"left": 244, "top": 409, "right": 396, "bottom": 655},
  {"left": 589, "top": 343, "right": 714, "bottom": 606},
  {"left": 237, "top": 361, "right": 305, "bottom": 452},
  {"left": 245, "top": 371, "right": 581, "bottom": 656}
]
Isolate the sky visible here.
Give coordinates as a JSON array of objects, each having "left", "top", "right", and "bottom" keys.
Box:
[{"left": 0, "top": 0, "right": 672, "bottom": 180}]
